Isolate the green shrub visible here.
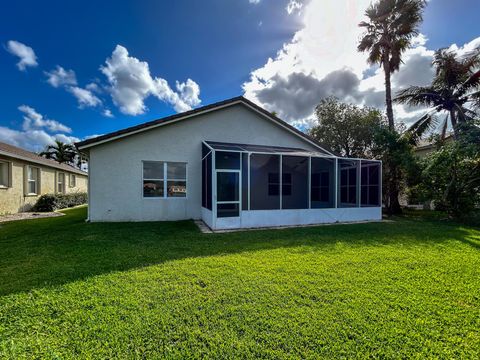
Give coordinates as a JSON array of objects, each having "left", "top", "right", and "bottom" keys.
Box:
[{"left": 32, "top": 192, "right": 88, "bottom": 212}]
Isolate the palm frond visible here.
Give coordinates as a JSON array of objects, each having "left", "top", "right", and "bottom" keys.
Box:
[
  {"left": 406, "top": 112, "right": 439, "bottom": 144},
  {"left": 440, "top": 115, "right": 449, "bottom": 140},
  {"left": 394, "top": 86, "right": 440, "bottom": 107}
]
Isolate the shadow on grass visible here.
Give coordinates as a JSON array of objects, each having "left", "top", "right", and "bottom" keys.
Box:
[{"left": 0, "top": 207, "right": 477, "bottom": 296}]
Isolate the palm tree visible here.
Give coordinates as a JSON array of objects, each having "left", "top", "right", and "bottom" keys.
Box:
[
  {"left": 358, "top": 0, "right": 426, "bottom": 129},
  {"left": 395, "top": 48, "right": 480, "bottom": 142},
  {"left": 39, "top": 140, "right": 77, "bottom": 165}
]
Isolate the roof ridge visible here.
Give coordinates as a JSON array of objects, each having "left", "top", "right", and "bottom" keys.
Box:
[{"left": 76, "top": 96, "right": 335, "bottom": 156}]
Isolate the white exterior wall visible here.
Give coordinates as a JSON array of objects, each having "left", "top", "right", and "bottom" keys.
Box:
[
  {"left": 88, "top": 104, "right": 320, "bottom": 222},
  {"left": 214, "top": 208, "right": 382, "bottom": 230}
]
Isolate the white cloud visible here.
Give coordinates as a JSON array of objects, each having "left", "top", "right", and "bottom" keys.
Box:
[
  {"left": 18, "top": 105, "right": 72, "bottom": 133},
  {"left": 6, "top": 40, "right": 38, "bottom": 71},
  {"left": 243, "top": 0, "right": 480, "bottom": 127},
  {"left": 286, "top": 0, "right": 303, "bottom": 15},
  {"left": 45, "top": 66, "right": 77, "bottom": 87},
  {"left": 67, "top": 86, "right": 102, "bottom": 108},
  {"left": 100, "top": 45, "right": 201, "bottom": 115},
  {"left": 249, "top": 0, "right": 261, "bottom": 4},
  {"left": 0, "top": 107, "right": 79, "bottom": 152},
  {"left": 102, "top": 109, "right": 113, "bottom": 118}
]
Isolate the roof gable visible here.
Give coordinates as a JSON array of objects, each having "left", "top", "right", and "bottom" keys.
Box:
[{"left": 76, "top": 96, "right": 334, "bottom": 155}]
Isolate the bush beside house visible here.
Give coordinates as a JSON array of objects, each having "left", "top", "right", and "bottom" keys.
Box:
[{"left": 33, "top": 192, "right": 88, "bottom": 212}]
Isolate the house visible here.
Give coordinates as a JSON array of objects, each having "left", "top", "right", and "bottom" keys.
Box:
[
  {"left": 0, "top": 141, "right": 88, "bottom": 215},
  {"left": 76, "top": 96, "right": 381, "bottom": 230},
  {"left": 414, "top": 134, "right": 454, "bottom": 158}
]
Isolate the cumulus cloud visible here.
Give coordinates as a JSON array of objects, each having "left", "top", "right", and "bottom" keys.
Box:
[
  {"left": 18, "top": 105, "right": 72, "bottom": 133},
  {"left": 67, "top": 86, "right": 102, "bottom": 108},
  {"left": 102, "top": 109, "right": 113, "bottom": 118},
  {"left": 286, "top": 0, "right": 303, "bottom": 15},
  {"left": 0, "top": 107, "right": 78, "bottom": 152},
  {"left": 44, "top": 65, "right": 103, "bottom": 109},
  {"left": 6, "top": 40, "right": 38, "bottom": 71},
  {"left": 100, "top": 45, "right": 201, "bottom": 115},
  {"left": 45, "top": 66, "right": 77, "bottom": 87},
  {"left": 243, "top": 0, "right": 478, "bottom": 127},
  {"left": 0, "top": 126, "right": 80, "bottom": 153}
]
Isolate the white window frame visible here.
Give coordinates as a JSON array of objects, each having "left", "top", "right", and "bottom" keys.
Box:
[
  {"left": 142, "top": 161, "right": 187, "bottom": 199},
  {"left": 26, "top": 166, "right": 40, "bottom": 196},
  {"left": 57, "top": 172, "right": 66, "bottom": 194},
  {"left": 69, "top": 174, "right": 76, "bottom": 188},
  {"left": 0, "top": 160, "right": 11, "bottom": 188}
]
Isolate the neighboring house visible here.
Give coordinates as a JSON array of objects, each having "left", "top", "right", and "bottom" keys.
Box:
[
  {"left": 76, "top": 96, "right": 381, "bottom": 230},
  {"left": 414, "top": 134, "right": 454, "bottom": 158},
  {"left": 0, "top": 141, "right": 88, "bottom": 215}
]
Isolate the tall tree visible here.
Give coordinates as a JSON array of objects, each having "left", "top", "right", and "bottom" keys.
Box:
[
  {"left": 39, "top": 140, "right": 77, "bottom": 165},
  {"left": 358, "top": 0, "right": 426, "bottom": 129},
  {"left": 395, "top": 48, "right": 480, "bottom": 141},
  {"left": 309, "top": 97, "right": 384, "bottom": 158}
]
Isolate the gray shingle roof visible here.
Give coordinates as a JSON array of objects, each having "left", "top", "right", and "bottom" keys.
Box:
[{"left": 0, "top": 141, "right": 88, "bottom": 176}]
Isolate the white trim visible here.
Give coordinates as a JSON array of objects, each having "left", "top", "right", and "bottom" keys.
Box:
[
  {"left": 77, "top": 99, "right": 333, "bottom": 155},
  {"left": 142, "top": 160, "right": 188, "bottom": 199}
]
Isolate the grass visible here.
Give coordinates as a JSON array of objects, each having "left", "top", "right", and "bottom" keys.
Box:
[{"left": 0, "top": 207, "right": 479, "bottom": 359}]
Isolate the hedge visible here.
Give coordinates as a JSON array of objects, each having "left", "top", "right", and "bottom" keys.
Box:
[{"left": 32, "top": 192, "right": 88, "bottom": 212}]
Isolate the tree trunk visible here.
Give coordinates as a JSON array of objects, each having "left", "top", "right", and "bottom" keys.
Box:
[
  {"left": 383, "top": 59, "right": 395, "bottom": 130},
  {"left": 450, "top": 109, "right": 458, "bottom": 139}
]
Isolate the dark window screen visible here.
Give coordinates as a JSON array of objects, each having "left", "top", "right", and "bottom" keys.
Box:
[
  {"left": 242, "top": 153, "right": 248, "bottom": 210},
  {"left": 250, "top": 154, "right": 280, "bottom": 210},
  {"left": 311, "top": 158, "right": 335, "bottom": 208},
  {"left": 338, "top": 159, "right": 358, "bottom": 207},
  {"left": 206, "top": 153, "right": 212, "bottom": 210},
  {"left": 215, "top": 151, "right": 240, "bottom": 170},
  {"left": 282, "top": 156, "right": 308, "bottom": 209},
  {"left": 361, "top": 161, "right": 381, "bottom": 207}
]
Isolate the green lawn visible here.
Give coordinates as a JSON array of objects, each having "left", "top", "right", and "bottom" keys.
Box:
[{"left": 0, "top": 207, "right": 479, "bottom": 359}]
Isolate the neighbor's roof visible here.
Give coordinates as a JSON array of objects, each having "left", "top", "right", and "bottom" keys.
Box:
[
  {"left": 76, "top": 96, "right": 335, "bottom": 155},
  {"left": 0, "top": 141, "right": 88, "bottom": 176}
]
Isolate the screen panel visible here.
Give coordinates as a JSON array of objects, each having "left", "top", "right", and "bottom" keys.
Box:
[
  {"left": 311, "top": 157, "right": 335, "bottom": 208},
  {"left": 281, "top": 156, "right": 308, "bottom": 209},
  {"left": 250, "top": 154, "right": 280, "bottom": 210}
]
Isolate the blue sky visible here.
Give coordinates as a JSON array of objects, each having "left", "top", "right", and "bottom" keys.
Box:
[{"left": 1, "top": 0, "right": 479, "bottom": 151}]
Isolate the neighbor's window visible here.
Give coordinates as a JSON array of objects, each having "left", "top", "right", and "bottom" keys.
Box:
[
  {"left": 143, "top": 161, "right": 187, "bottom": 198},
  {"left": 27, "top": 166, "right": 39, "bottom": 195},
  {"left": 70, "top": 174, "right": 76, "bottom": 187},
  {"left": 0, "top": 161, "right": 10, "bottom": 188},
  {"left": 57, "top": 172, "right": 65, "bottom": 194}
]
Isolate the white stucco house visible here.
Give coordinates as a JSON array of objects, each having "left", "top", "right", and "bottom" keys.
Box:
[{"left": 76, "top": 96, "right": 381, "bottom": 230}]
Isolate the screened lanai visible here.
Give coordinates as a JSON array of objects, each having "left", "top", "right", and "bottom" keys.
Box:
[{"left": 201, "top": 141, "right": 381, "bottom": 230}]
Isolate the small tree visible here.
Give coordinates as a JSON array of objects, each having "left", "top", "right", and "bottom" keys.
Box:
[
  {"left": 371, "top": 126, "right": 418, "bottom": 214},
  {"left": 309, "top": 97, "right": 384, "bottom": 158},
  {"left": 412, "top": 121, "right": 480, "bottom": 217}
]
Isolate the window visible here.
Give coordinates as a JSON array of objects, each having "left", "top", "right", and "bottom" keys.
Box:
[
  {"left": 143, "top": 161, "right": 187, "bottom": 198},
  {"left": 282, "top": 156, "right": 308, "bottom": 209},
  {"left": 27, "top": 166, "right": 39, "bottom": 195},
  {"left": 70, "top": 174, "right": 76, "bottom": 188},
  {"left": 361, "top": 161, "right": 381, "bottom": 207},
  {"left": 0, "top": 161, "right": 10, "bottom": 188},
  {"left": 311, "top": 158, "right": 335, "bottom": 208},
  {"left": 338, "top": 160, "right": 358, "bottom": 207},
  {"left": 57, "top": 172, "right": 65, "bottom": 194}
]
